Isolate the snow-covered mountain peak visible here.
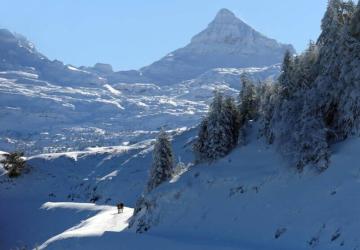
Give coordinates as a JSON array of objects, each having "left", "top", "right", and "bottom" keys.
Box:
[
  {"left": 190, "top": 8, "right": 286, "bottom": 51},
  {"left": 141, "top": 8, "right": 294, "bottom": 83},
  {"left": 190, "top": 8, "right": 251, "bottom": 44},
  {"left": 213, "top": 8, "right": 238, "bottom": 22}
]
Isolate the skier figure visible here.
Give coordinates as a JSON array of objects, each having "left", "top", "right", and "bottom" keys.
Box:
[{"left": 117, "top": 203, "right": 124, "bottom": 214}]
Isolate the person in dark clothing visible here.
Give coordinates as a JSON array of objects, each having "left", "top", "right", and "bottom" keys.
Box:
[{"left": 117, "top": 203, "right": 124, "bottom": 213}]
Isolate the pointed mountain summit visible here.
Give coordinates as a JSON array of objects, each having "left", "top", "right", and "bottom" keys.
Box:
[
  {"left": 190, "top": 8, "right": 252, "bottom": 44},
  {"left": 141, "top": 9, "right": 295, "bottom": 84},
  {"left": 210, "top": 8, "right": 239, "bottom": 24}
]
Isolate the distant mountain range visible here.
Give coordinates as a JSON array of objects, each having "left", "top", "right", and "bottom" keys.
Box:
[
  {"left": 0, "top": 8, "right": 294, "bottom": 154},
  {"left": 0, "top": 8, "right": 294, "bottom": 86},
  {"left": 0, "top": 29, "right": 103, "bottom": 86}
]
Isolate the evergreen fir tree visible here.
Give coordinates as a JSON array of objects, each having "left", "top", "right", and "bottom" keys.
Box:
[
  {"left": 222, "top": 96, "right": 241, "bottom": 148},
  {"left": 238, "top": 74, "right": 258, "bottom": 125},
  {"left": 146, "top": 129, "right": 174, "bottom": 192},
  {"left": 206, "top": 92, "right": 229, "bottom": 160},
  {"left": 260, "top": 0, "right": 360, "bottom": 171},
  {"left": 319, "top": 0, "right": 343, "bottom": 46},
  {"left": 1, "top": 152, "right": 27, "bottom": 178},
  {"left": 193, "top": 92, "right": 242, "bottom": 162},
  {"left": 292, "top": 94, "right": 330, "bottom": 172},
  {"left": 193, "top": 117, "right": 209, "bottom": 162},
  {"left": 258, "top": 81, "right": 279, "bottom": 144},
  {"left": 350, "top": 1, "right": 360, "bottom": 39},
  {"left": 278, "top": 50, "right": 294, "bottom": 98}
]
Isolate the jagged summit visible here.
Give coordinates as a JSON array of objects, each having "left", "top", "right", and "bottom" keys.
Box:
[
  {"left": 213, "top": 8, "right": 238, "bottom": 21},
  {"left": 191, "top": 9, "right": 261, "bottom": 47},
  {"left": 141, "top": 8, "right": 295, "bottom": 84},
  {"left": 210, "top": 8, "right": 248, "bottom": 28},
  {"left": 191, "top": 8, "right": 251, "bottom": 44}
]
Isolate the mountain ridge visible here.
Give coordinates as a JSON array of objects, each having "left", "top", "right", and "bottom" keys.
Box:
[{"left": 0, "top": 8, "right": 294, "bottom": 86}]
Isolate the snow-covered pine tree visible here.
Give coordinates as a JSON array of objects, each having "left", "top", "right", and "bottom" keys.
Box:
[
  {"left": 269, "top": 49, "right": 297, "bottom": 149},
  {"left": 1, "top": 152, "right": 27, "bottom": 178},
  {"left": 205, "top": 92, "right": 230, "bottom": 160},
  {"left": 193, "top": 117, "right": 209, "bottom": 162},
  {"left": 146, "top": 129, "right": 174, "bottom": 193},
  {"left": 193, "top": 92, "right": 241, "bottom": 162},
  {"left": 273, "top": 39, "right": 326, "bottom": 170},
  {"left": 130, "top": 129, "right": 174, "bottom": 233},
  {"left": 222, "top": 96, "right": 241, "bottom": 149},
  {"left": 332, "top": 0, "right": 360, "bottom": 140},
  {"left": 260, "top": 0, "right": 360, "bottom": 171},
  {"left": 278, "top": 50, "right": 294, "bottom": 99},
  {"left": 318, "top": 0, "right": 344, "bottom": 46},
  {"left": 297, "top": 41, "right": 320, "bottom": 89},
  {"left": 258, "top": 81, "right": 279, "bottom": 144},
  {"left": 238, "top": 74, "right": 258, "bottom": 125},
  {"left": 350, "top": 1, "right": 360, "bottom": 38},
  {"left": 293, "top": 97, "right": 330, "bottom": 172}
]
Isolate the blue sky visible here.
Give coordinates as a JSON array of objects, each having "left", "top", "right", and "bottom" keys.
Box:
[{"left": 0, "top": 0, "right": 328, "bottom": 70}]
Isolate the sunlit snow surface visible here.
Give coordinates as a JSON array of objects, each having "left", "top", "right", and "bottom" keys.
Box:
[{"left": 38, "top": 202, "right": 133, "bottom": 250}]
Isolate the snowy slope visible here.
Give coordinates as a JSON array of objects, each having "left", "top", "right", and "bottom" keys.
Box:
[
  {"left": 128, "top": 126, "right": 360, "bottom": 250},
  {"left": 3, "top": 124, "right": 360, "bottom": 249},
  {"left": 38, "top": 202, "right": 134, "bottom": 250},
  {"left": 0, "top": 140, "right": 149, "bottom": 249},
  {"left": 0, "top": 70, "right": 204, "bottom": 154},
  {"left": 0, "top": 128, "right": 195, "bottom": 249}
]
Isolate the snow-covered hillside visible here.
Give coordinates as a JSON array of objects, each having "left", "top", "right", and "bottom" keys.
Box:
[
  {"left": 3, "top": 124, "right": 360, "bottom": 249},
  {"left": 0, "top": 127, "right": 195, "bottom": 249},
  {"left": 0, "top": 138, "right": 151, "bottom": 249},
  {"left": 0, "top": 69, "right": 204, "bottom": 154},
  {"left": 131, "top": 125, "right": 360, "bottom": 250},
  {"left": 0, "top": 65, "right": 278, "bottom": 155}
]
